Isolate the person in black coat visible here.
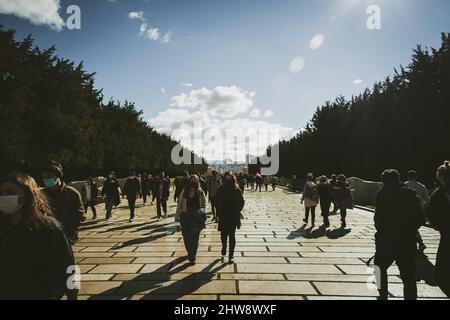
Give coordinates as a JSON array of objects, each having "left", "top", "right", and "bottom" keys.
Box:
[
  {"left": 122, "top": 172, "right": 142, "bottom": 222},
  {"left": 317, "top": 176, "right": 332, "bottom": 228},
  {"left": 141, "top": 173, "right": 151, "bottom": 205},
  {"left": 215, "top": 172, "right": 245, "bottom": 264},
  {"left": 374, "top": 169, "right": 425, "bottom": 300},
  {"left": 427, "top": 161, "right": 450, "bottom": 298},
  {"left": 0, "top": 173, "right": 77, "bottom": 300},
  {"left": 101, "top": 172, "right": 121, "bottom": 221}
]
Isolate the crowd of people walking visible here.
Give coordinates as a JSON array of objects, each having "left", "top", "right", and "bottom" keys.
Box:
[{"left": 0, "top": 159, "right": 449, "bottom": 301}]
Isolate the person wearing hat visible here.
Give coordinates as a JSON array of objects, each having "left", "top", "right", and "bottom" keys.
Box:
[
  {"left": 41, "top": 160, "right": 84, "bottom": 245},
  {"left": 373, "top": 169, "right": 425, "bottom": 300}
]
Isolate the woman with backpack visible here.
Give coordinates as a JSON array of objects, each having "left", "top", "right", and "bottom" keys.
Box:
[
  {"left": 176, "top": 174, "right": 207, "bottom": 265},
  {"left": 334, "top": 174, "right": 354, "bottom": 228},
  {"left": 301, "top": 173, "right": 319, "bottom": 226}
]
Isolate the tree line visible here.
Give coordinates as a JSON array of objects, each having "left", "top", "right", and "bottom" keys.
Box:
[
  {"left": 0, "top": 26, "right": 206, "bottom": 181},
  {"left": 275, "top": 33, "right": 450, "bottom": 186}
]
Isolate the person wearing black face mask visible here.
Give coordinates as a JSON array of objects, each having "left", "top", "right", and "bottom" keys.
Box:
[
  {"left": 215, "top": 172, "right": 245, "bottom": 264},
  {"left": 427, "top": 161, "right": 450, "bottom": 298}
]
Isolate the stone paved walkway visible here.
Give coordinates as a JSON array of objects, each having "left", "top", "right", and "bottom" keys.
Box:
[{"left": 75, "top": 187, "right": 447, "bottom": 300}]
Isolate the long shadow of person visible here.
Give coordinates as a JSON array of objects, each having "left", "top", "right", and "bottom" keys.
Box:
[
  {"left": 111, "top": 227, "right": 179, "bottom": 250},
  {"left": 88, "top": 258, "right": 227, "bottom": 300},
  {"left": 139, "top": 259, "right": 227, "bottom": 300},
  {"left": 325, "top": 228, "right": 352, "bottom": 239},
  {"left": 287, "top": 224, "right": 308, "bottom": 240},
  {"left": 415, "top": 252, "right": 438, "bottom": 286},
  {"left": 303, "top": 225, "right": 327, "bottom": 239}
]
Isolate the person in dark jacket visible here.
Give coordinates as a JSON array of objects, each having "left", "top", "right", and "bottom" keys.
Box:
[
  {"left": 40, "top": 160, "right": 84, "bottom": 245},
  {"left": 152, "top": 173, "right": 170, "bottom": 221},
  {"left": 122, "top": 172, "right": 142, "bottom": 222},
  {"left": 374, "top": 169, "right": 425, "bottom": 300},
  {"left": 427, "top": 161, "right": 450, "bottom": 298},
  {"left": 101, "top": 171, "right": 121, "bottom": 221},
  {"left": 215, "top": 172, "right": 245, "bottom": 264},
  {"left": 141, "top": 173, "right": 151, "bottom": 205},
  {"left": 0, "top": 173, "right": 77, "bottom": 300},
  {"left": 81, "top": 177, "right": 98, "bottom": 220},
  {"left": 317, "top": 176, "right": 332, "bottom": 228},
  {"left": 333, "top": 174, "right": 353, "bottom": 228}
]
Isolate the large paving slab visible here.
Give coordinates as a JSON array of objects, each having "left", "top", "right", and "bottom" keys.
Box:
[{"left": 75, "top": 186, "right": 447, "bottom": 300}]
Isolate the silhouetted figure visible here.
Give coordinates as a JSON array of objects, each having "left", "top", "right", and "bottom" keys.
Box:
[
  {"left": 334, "top": 174, "right": 353, "bottom": 228},
  {"left": 81, "top": 177, "right": 98, "bottom": 220},
  {"left": 427, "top": 161, "right": 450, "bottom": 298},
  {"left": 270, "top": 176, "right": 277, "bottom": 191},
  {"left": 41, "top": 160, "right": 84, "bottom": 244},
  {"left": 238, "top": 174, "right": 246, "bottom": 195},
  {"left": 405, "top": 170, "right": 430, "bottom": 254},
  {"left": 207, "top": 171, "right": 220, "bottom": 221},
  {"left": 255, "top": 173, "right": 263, "bottom": 192},
  {"left": 101, "top": 171, "right": 121, "bottom": 221},
  {"left": 317, "top": 175, "right": 332, "bottom": 228},
  {"left": 301, "top": 174, "right": 318, "bottom": 226},
  {"left": 330, "top": 174, "right": 338, "bottom": 213},
  {"left": 216, "top": 172, "right": 245, "bottom": 264},
  {"left": 122, "top": 172, "right": 141, "bottom": 222},
  {"left": 0, "top": 173, "right": 77, "bottom": 300},
  {"left": 141, "top": 173, "right": 151, "bottom": 205},
  {"left": 154, "top": 172, "right": 171, "bottom": 221},
  {"left": 374, "top": 169, "right": 425, "bottom": 300},
  {"left": 176, "top": 175, "right": 207, "bottom": 264}
]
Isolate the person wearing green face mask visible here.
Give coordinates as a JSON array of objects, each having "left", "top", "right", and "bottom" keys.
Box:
[{"left": 40, "top": 160, "right": 84, "bottom": 245}]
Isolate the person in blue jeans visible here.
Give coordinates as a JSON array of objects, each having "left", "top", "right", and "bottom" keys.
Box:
[
  {"left": 176, "top": 175, "right": 206, "bottom": 264},
  {"left": 101, "top": 172, "right": 120, "bottom": 221}
]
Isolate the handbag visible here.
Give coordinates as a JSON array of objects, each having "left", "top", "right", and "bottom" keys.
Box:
[{"left": 193, "top": 208, "right": 207, "bottom": 231}]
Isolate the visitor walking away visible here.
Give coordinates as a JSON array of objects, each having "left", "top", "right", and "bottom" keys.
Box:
[
  {"left": 141, "top": 173, "right": 151, "bottom": 205},
  {"left": 334, "top": 174, "right": 354, "bottom": 228},
  {"left": 301, "top": 173, "right": 319, "bottom": 226},
  {"left": 374, "top": 169, "right": 425, "bottom": 300},
  {"left": 317, "top": 175, "right": 332, "bottom": 228}
]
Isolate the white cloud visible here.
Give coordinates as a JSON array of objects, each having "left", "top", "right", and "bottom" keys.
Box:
[
  {"left": 128, "top": 11, "right": 145, "bottom": 21},
  {"left": 353, "top": 79, "right": 363, "bottom": 85},
  {"left": 264, "top": 110, "right": 274, "bottom": 118},
  {"left": 249, "top": 109, "right": 261, "bottom": 118},
  {"left": 129, "top": 10, "right": 171, "bottom": 44},
  {"left": 289, "top": 56, "right": 306, "bottom": 74},
  {"left": 0, "top": 0, "right": 65, "bottom": 31},
  {"left": 160, "top": 88, "right": 166, "bottom": 94},
  {"left": 148, "top": 86, "right": 295, "bottom": 162},
  {"left": 309, "top": 34, "right": 325, "bottom": 50},
  {"left": 161, "top": 31, "right": 172, "bottom": 44},
  {"left": 169, "top": 86, "right": 256, "bottom": 119},
  {"left": 181, "top": 82, "right": 194, "bottom": 87}
]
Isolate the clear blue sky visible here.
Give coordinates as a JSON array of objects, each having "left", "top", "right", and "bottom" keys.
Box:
[{"left": 1, "top": 0, "right": 449, "bottom": 160}]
